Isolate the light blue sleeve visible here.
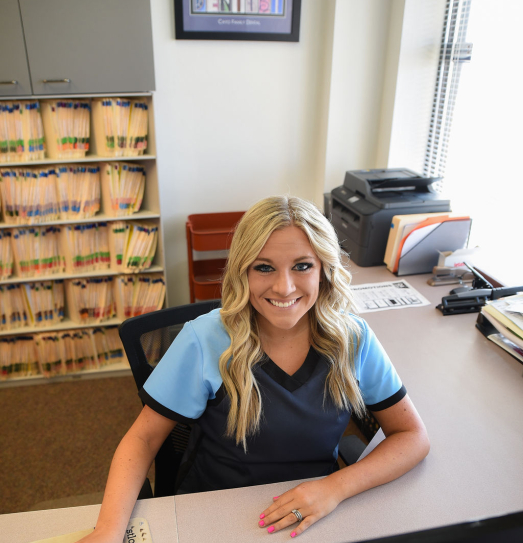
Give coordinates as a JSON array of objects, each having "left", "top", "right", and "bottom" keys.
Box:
[
  {"left": 140, "top": 311, "right": 230, "bottom": 421},
  {"left": 353, "top": 317, "right": 406, "bottom": 410}
]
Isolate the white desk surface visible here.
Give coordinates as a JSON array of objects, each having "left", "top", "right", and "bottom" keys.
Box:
[{"left": 2, "top": 265, "right": 523, "bottom": 543}]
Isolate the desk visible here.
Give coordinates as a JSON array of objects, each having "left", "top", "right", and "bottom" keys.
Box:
[{"left": 2, "top": 265, "right": 523, "bottom": 543}]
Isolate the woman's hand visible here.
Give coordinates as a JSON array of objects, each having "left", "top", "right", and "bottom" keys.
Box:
[{"left": 257, "top": 477, "right": 343, "bottom": 537}]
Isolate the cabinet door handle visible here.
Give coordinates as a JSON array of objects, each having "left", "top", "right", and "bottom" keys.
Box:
[
  {"left": 42, "top": 78, "right": 71, "bottom": 84},
  {"left": 0, "top": 80, "right": 18, "bottom": 85}
]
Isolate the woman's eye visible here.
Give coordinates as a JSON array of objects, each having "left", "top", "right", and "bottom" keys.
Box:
[
  {"left": 253, "top": 264, "right": 273, "bottom": 273},
  {"left": 294, "top": 262, "right": 313, "bottom": 272}
]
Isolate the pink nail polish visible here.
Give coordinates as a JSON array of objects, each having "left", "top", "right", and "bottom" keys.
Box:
[
  {"left": 259, "top": 520, "right": 265, "bottom": 527},
  {"left": 273, "top": 496, "right": 279, "bottom": 500},
  {"left": 291, "top": 532, "right": 297, "bottom": 538},
  {"left": 260, "top": 513, "right": 265, "bottom": 519},
  {"left": 268, "top": 526, "right": 275, "bottom": 533}
]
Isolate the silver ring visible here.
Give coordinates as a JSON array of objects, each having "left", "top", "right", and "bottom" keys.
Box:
[{"left": 291, "top": 509, "right": 303, "bottom": 522}]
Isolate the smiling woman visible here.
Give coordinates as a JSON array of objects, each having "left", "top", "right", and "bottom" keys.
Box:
[{"left": 78, "top": 196, "right": 429, "bottom": 543}]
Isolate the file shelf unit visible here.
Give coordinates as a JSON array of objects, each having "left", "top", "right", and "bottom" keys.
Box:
[{"left": 0, "top": 92, "right": 167, "bottom": 388}]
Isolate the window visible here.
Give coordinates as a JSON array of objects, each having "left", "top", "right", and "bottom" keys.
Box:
[{"left": 429, "top": 0, "right": 522, "bottom": 268}]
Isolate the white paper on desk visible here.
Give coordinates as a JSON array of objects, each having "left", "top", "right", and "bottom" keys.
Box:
[{"left": 351, "top": 280, "right": 430, "bottom": 313}]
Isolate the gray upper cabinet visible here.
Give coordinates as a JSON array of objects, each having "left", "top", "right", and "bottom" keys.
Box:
[
  {"left": 17, "top": 0, "right": 155, "bottom": 95},
  {"left": 0, "top": 0, "right": 33, "bottom": 97}
]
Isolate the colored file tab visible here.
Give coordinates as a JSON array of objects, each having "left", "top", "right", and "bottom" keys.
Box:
[
  {"left": 92, "top": 98, "right": 148, "bottom": 157},
  {"left": 40, "top": 99, "right": 91, "bottom": 159},
  {"left": 115, "top": 272, "right": 166, "bottom": 319},
  {"left": 109, "top": 221, "right": 158, "bottom": 272},
  {"left": 23, "top": 280, "right": 65, "bottom": 327},
  {"left": 0, "top": 229, "right": 14, "bottom": 280},
  {"left": 100, "top": 162, "right": 145, "bottom": 217},
  {"left": 0, "top": 336, "right": 39, "bottom": 380},
  {"left": 66, "top": 276, "right": 116, "bottom": 324},
  {"left": 0, "top": 100, "right": 46, "bottom": 163},
  {"left": 0, "top": 283, "right": 30, "bottom": 331},
  {"left": 0, "top": 167, "right": 60, "bottom": 225},
  {"left": 61, "top": 222, "right": 110, "bottom": 274},
  {"left": 56, "top": 164, "right": 101, "bottom": 219},
  {"left": 11, "top": 225, "right": 65, "bottom": 278}
]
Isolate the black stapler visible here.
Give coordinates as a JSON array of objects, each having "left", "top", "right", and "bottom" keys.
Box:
[{"left": 436, "top": 263, "right": 523, "bottom": 315}]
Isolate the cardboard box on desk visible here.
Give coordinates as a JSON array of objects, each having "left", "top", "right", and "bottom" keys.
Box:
[{"left": 394, "top": 216, "right": 472, "bottom": 276}]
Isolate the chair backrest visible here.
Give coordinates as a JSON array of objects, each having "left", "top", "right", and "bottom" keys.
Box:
[{"left": 118, "top": 299, "right": 221, "bottom": 497}]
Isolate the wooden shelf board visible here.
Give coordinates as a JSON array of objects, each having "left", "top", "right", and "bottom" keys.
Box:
[
  {"left": 0, "top": 317, "right": 123, "bottom": 338},
  {"left": 0, "top": 209, "right": 160, "bottom": 229},
  {"left": 0, "top": 360, "right": 131, "bottom": 388},
  {"left": 0, "top": 154, "right": 156, "bottom": 168},
  {"left": 1, "top": 265, "right": 164, "bottom": 285}
]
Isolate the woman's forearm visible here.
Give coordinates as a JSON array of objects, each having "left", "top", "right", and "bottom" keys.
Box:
[
  {"left": 93, "top": 432, "right": 157, "bottom": 539},
  {"left": 328, "top": 427, "right": 430, "bottom": 502}
]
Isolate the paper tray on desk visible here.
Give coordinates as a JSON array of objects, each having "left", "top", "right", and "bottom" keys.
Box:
[{"left": 396, "top": 218, "right": 471, "bottom": 276}]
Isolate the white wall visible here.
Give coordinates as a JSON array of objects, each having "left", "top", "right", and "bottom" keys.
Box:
[
  {"left": 150, "top": 0, "right": 400, "bottom": 305},
  {"left": 323, "top": 0, "right": 393, "bottom": 193}
]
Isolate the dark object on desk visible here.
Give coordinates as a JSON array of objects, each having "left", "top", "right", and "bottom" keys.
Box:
[
  {"left": 330, "top": 168, "right": 450, "bottom": 267},
  {"left": 475, "top": 312, "right": 523, "bottom": 365},
  {"left": 437, "top": 264, "right": 523, "bottom": 316},
  {"left": 449, "top": 285, "right": 474, "bottom": 295},
  {"left": 352, "top": 509, "right": 523, "bottom": 543},
  {"left": 119, "top": 299, "right": 221, "bottom": 498}
]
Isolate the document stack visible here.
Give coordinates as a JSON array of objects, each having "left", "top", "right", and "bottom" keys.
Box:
[
  {"left": 0, "top": 283, "right": 30, "bottom": 331},
  {"left": 11, "top": 226, "right": 65, "bottom": 278},
  {"left": 92, "top": 327, "right": 125, "bottom": 367},
  {"left": 40, "top": 99, "right": 91, "bottom": 159},
  {"left": 101, "top": 162, "right": 145, "bottom": 216},
  {"left": 92, "top": 98, "right": 148, "bottom": 157},
  {"left": 109, "top": 221, "right": 158, "bottom": 272},
  {"left": 0, "top": 230, "right": 14, "bottom": 280},
  {"left": 0, "top": 167, "right": 60, "bottom": 224},
  {"left": 56, "top": 164, "right": 101, "bottom": 219},
  {"left": 66, "top": 277, "right": 116, "bottom": 324},
  {"left": 0, "top": 100, "right": 46, "bottom": 162},
  {"left": 0, "top": 336, "right": 39, "bottom": 380},
  {"left": 115, "top": 273, "right": 166, "bottom": 319},
  {"left": 0, "top": 326, "right": 125, "bottom": 381},
  {"left": 61, "top": 222, "right": 110, "bottom": 273},
  {"left": 0, "top": 165, "right": 101, "bottom": 224},
  {"left": 478, "top": 294, "right": 523, "bottom": 363},
  {"left": 24, "top": 280, "right": 65, "bottom": 328}
]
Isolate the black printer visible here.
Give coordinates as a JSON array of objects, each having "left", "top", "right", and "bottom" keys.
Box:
[{"left": 329, "top": 168, "right": 451, "bottom": 267}]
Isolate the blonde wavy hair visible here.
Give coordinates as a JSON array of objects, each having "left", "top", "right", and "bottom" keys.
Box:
[{"left": 219, "top": 196, "right": 365, "bottom": 450}]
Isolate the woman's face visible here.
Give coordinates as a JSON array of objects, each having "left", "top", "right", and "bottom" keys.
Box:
[{"left": 247, "top": 225, "right": 322, "bottom": 334}]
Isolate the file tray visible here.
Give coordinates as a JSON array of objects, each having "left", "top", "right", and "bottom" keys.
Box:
[
  {"left": 187, "top": 212, "right": 245, "bottom": 251},
  {"left": 186, "top": 211, "right": 245, "bottom": 302},
  {"left": 397, "top": 218, "right": 471, "bottom": 276}
]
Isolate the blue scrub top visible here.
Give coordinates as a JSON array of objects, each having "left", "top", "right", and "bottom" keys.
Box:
[{"left": 139, "top": 309, "right": 406, "bottom": 493}]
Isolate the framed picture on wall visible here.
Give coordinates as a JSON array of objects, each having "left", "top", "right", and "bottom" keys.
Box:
[{"left": 174, "top": 0, "right": 301, "bottom": 42}]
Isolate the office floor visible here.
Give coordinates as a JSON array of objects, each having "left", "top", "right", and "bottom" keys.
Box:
[{"left": 0, "top": 376, "right": 148, "bottom": 514}]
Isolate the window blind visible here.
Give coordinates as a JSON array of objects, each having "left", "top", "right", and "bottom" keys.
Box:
[{"left": 424, "top": 0, "right": 472, "bottom": 187}]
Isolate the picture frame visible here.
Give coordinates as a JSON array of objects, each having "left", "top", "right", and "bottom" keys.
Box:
[{"left": 174, "top": 0, "right": 301, "bottom": 42}]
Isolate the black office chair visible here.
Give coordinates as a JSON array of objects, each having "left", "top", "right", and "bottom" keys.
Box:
[{"left": 118, "top": 299, "right": 221, "bottom": 498}]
